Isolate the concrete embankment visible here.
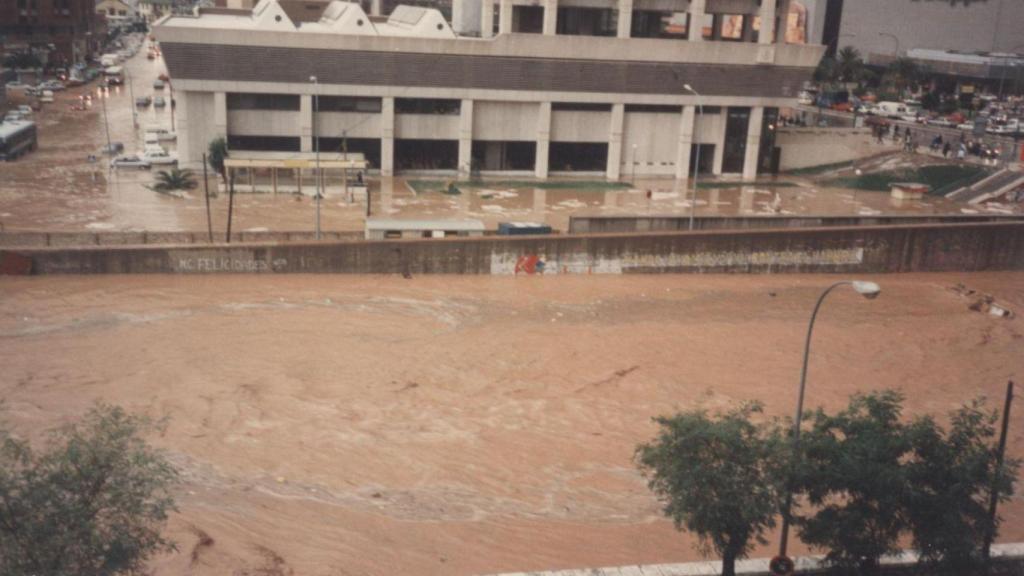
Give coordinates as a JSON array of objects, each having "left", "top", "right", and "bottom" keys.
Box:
[{"left": 3, "top": 221, "right": 1022, "bottom": 276}]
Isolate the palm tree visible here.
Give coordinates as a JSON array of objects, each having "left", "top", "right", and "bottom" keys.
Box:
[
  {"left": 151, "top": 168, "right": 197, "bottom": 193},
  {"left": 885, "top": 57, "right": 922, "bottom": 99},
  {"left": 835, "top": 46, "right": 866, "bottom": 85}
]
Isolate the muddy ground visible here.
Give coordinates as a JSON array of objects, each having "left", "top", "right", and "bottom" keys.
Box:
[{"left": 1, "top": 273, "right": 1021, "bottom": 575}]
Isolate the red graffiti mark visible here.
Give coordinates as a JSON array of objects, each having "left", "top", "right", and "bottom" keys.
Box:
[{"left": 514, "top": 255, "right": 546, "bottom": 275}]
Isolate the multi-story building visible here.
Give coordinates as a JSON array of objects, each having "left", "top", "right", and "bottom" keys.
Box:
[
  {"left": 0, "top": 0, "right": 104, "bottom": 67},
  {"left": 155, "top": 0, "right": 822, "bottom": 180}
]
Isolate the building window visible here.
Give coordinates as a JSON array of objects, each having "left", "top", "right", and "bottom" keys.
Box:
[
  {"left": 556, "top": 7, "right": 616, "bottom": 36},
  {"left": 549, "top": 142, "right": 607, "bottom": 171},
  {"left": 316, "top": 96, "right": 381, "bottom": 113},
  {"left": 552, "top": 102, "right": 612, "bottom": 112},
  {"left": 631, "top": 11, "right": 688, "bottom": 39},
  {"left": 227, "top": 135, "right": 301, "bottom": 152},
  {"left": 395, "top": 98, "right": 460, "bottom": 115},
  {"left": 625, "top": 104, "right": 682, "bottom": 113},
  {"left": 395, "top": 139, "right": 458, "bottom": 170},
  {"left": 227, "top": 93, "right": 300, "bottom": 111}
]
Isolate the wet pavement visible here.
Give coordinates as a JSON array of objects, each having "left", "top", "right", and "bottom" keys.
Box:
[{"left": 1, "top": 47, "right": 1021, "bottom": 234}]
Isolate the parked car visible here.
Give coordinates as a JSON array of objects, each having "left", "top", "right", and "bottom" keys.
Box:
[
  {"left": 153, "top": 96, "right": 166, "bottom": 107},
  {"left": 4, "top": 112, "right": 25, "bottom": 123},
  {"left": 101, "top": 142, "right": 126, "bottom": 155},
  {"left": 39, "top": 90, "right": 55, "bottom": 103},
  {"left": 152, "top": 79, "right": 165, "bottom": 90},
  {"left": 855, "top": 103, "right": 877, "bottom": 115},
  {"left": 927, "top": 117, "right": 955, "bottom": 128},
  {"left": 957, "top": 122, "right": 975, "bottom": 131},
  {"left": 40, "top": 80, "right": 65, "bottom": 91},
  {"left": 135, "top": 96, "right": 152, "bottom": 107},
  {"left": 144, "top": 128, "right": 176, "bottom": 142},
  {"left": 141, "top": 146, "right": 178, "bottom": 165},
  {"left": 110, "top": 154, "right": 151, "bottom": 169}
]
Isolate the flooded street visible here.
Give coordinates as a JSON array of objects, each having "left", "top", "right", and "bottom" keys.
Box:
[
  {"left": 2, "top": 47, "right": 1019, "bottom": 235},
  {"left": 1, "top": 273, "right": 1022, "bottom": 575}
]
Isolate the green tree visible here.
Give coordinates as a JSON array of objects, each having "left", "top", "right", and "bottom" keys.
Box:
[
  {"left": 835, "top": 47, "right": 866, "bottom": 85},
  {"left": 207, "top": 137, "right": 229, "bottom": 184},
  {"left": 3, "top": 52, "right": 42, "bottom": 69},
  {"left": 636, "top": 403, "right": 783, "bottom": 576},
  {"left": 814, "top": 56, "right": 838, "bottom": 86},
  {"left": 0, "top": 404, "right": 178, "bottom": 576},
  {"left": 884, "top": 58, "right": 925, "bottom": 99},
  {"left": 794, "top": 390, "right": 910, "bottom": 575},
  {"left": 905, "top": 399, "right": 1020, "bottom": 575},
  {"left": 151, "top": 168, "right": 198, "bottom": 193}
]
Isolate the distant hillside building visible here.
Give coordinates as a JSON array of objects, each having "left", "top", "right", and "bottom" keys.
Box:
[{"left": 0, "top": 0, "right": 104, "bottom": 66}]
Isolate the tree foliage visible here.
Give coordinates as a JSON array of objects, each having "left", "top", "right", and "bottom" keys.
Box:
[
  {"left": 3, "top": 52, "right": 42, "bottom": 69},
  {"left": 0, "top": 404, "right": 179, "bottom": 576},
  {"left": 635, "top": 403, "right": 783, "bottom": 576},
  {"left": 152, "top": 168, "right": 198, "bottom": 193},
  {"left": 905, "top": 399, "right": 1019, "bottom": 574},
  {"left": 794, "top": 391, "right": 911, "bottom": 574},
  {"left": 835, "top": 47, "right": 866, "bottom": 85},
  {"left": 207, "top": 137, "right": 229, "bottom": 182}
]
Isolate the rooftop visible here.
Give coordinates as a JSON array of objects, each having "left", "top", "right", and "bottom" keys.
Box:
[{"left": 160, "top": 0, "right": 454, "bottom": 38}]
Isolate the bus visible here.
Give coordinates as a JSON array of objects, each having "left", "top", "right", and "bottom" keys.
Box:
[{"left": 0, "top": 121, "right": 38, "bottom": 161}]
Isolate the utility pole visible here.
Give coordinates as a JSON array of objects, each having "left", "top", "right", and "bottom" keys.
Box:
[
  {"left": 225, "top": 173, "right": 235, "bottom": 244},
  {"left": 311, "top": 75, "right": 321, "bottom": 239},
  {"left": 202, "top": 153, "right": 213, "bottom": 243},
  {"left": 982, "top": 380, "right": 1014, "bottom": 575},
  {"left": 100, "top": 85, "right": 112, "bottom": 164}
]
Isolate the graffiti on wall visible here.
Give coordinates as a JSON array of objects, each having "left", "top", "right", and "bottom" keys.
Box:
[{"left": 492, "top": 247, "right": 865, "bottom": 275}]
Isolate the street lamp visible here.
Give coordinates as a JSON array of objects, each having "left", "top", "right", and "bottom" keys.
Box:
[
  {"left": 310, "top": 75, "right": 321, "bottom": 240},
  {"left": 776, "top": 280, "right": 882, "bottom": 560},
  {"left": 683, "top": 84, "right": 702, "bottom": 231}
]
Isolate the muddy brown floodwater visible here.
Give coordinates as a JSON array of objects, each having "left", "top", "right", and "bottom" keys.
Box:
[{"left": 1, "top": 272, "right": 1022, "bottom": 575}]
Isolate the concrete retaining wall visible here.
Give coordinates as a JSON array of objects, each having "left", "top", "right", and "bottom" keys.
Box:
[
  {"left": 4, "top": 222, "right": 1023, "bottom": 275},
  {"left": 568, "top": 214, "right": 1024, "bottom": 234},
  {"left": 777, "top": 127, "right": 896, "bottom": 171}
]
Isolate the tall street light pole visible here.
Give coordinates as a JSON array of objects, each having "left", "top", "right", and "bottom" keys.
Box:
[
  {"left": 776, "top": 280, "right": 882, "bottom": 560},
  {"left": 683, "top": 84, "right": 702, "bottom": 231},
  {"left": 310, "top": 75, "right": 321, "bottom": 240}
]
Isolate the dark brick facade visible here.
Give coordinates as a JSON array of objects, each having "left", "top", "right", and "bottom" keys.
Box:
[{"left": 160, "top": 41, "right": 811, "bottom": 98}]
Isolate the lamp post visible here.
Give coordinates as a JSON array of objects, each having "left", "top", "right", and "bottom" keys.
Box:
[
  {"left": 310, "top": 75, "right": 321, "bottom": 240},
  {"left": 776, "top": 280, "right": 882, "bottom": 560},
  {"left": 878, "top": 32, "right": 899, "bottom": 58},
  {"left": 683, "top": 84, "right": 702, "bottom": 231}
]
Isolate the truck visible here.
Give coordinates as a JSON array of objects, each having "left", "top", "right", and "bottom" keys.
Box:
[{"left": 876, "top": 101, "right": 912, "bottom": 119}]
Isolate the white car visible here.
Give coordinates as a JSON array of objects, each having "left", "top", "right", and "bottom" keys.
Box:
[
  {"left": 141, "top": 147, "right": 178, "bottom": 165},
  {"left": 144, "top": 128, "right": 177, "bottom": 142},
  {"left": 927, "top": 118, "right": 955, "bottom": 128},
  {"left": 16, "top": 105, "right": 33, "bottom": 116},
  {"left": 153, "top": 96, "right": 166, "bottom": 107},
  {"left": 957, "top": 122, "right": 975, "bottom": 131},
  {"left": 110, "top": 154, "right": 152, "bottom": 169}
]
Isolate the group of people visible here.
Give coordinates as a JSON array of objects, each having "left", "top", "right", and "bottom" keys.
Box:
[{"left": 872, "top": 121, "right": 1002, "bottom": 165}]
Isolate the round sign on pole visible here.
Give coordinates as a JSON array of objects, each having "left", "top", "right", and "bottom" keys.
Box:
[{"left": 770, "top": 555, "right": 795, "bottom": 576}]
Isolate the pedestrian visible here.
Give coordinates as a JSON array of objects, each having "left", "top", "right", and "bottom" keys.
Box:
[
  {"left": 943, "top": 142, "right": 951, "bottom": 158},
  {"left": 957, "top": 143, "right": 966, "bottom": 160}
]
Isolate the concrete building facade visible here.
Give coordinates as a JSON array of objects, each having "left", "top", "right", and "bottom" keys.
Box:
[
  {"left": 0, "top": 0, "right": 104, "bottom": 66},
  {"left": 155, "top": 0, "right": 822, "bottom": 181}
]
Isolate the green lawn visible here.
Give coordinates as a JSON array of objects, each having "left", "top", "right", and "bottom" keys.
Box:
[{"left": 824, "top": 165, "right": 991, "bottom": 193}]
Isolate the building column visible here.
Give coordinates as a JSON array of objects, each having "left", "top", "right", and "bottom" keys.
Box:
[
  {"left": 498, "top": 0, "right": 512, "bottom": 34},
  {"left": 688, "top": 0, "right": 705, "bottom": 42},
  {"left": 616, "top": 0, "right": 632, "bottom": 38},
  {"left": 175, "top": 90, "right": 192, "bottom": 166},
  {"left": 213, "top": 91, "right": 227, "bottom": 139},
  {"left": 535, "top": 101, "right": 551, "bottom": 178},
  {"left": 606, "top": 103, "right": 624, "bottom": 181},
  {"left": 758, "top": 0, "right": 777, "bottom": 44},
  {"left": 381, "top": 96, "right": 395, "bottom": 176},
  {"left": 458, "top": 99, "right": 473, "bottom": 178},
  {"left": 674, "top": 105, "right": 696, "bottom": 181},
  {"left": 300, "top": 94, "right": 313, "bottom": 153},
  {"left": 742, "top": 106, "right": 764, "bottom": 180},
  {"left": 481, "top": 0, "right": 495, "bottom": 37},
  {"left": 542, "top": 0, "right": 557, "bottom": 35},
  {"left": 371, "top": 0, "right": 381, "bottom": 16}
]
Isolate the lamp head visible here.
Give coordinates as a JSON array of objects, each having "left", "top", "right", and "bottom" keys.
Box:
[
  {"left": 851, "top": 281, "right": 881, "bottom": 299},
  {"left": 683, "top": 83, "right": 694, "bottom": 92},
  {"left": 309, "top": 75, "right": 317, "bottom": 83}
]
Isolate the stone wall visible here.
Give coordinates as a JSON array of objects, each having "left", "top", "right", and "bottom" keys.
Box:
[{"left": 4, "top": 222, "right": 1023, "bottom": 276}]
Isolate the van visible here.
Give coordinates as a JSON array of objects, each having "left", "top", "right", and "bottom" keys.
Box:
[
  {"left": 39, "top": 90, "right": 54, "bottom": 103},
  {"left": 100, "top": 53, "right": 121, "bottom": 67},
  {"left": 875, "top": 101, "right": 909, "bottom": 119}
]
